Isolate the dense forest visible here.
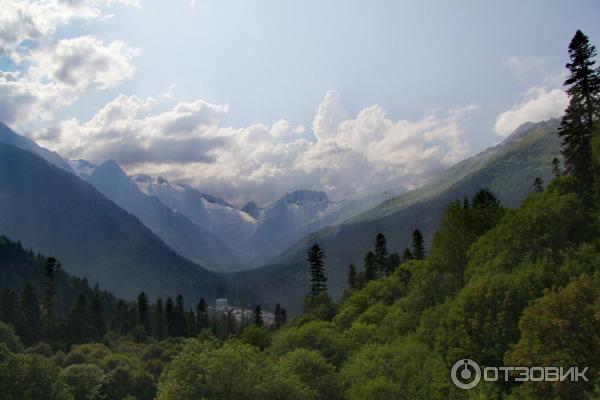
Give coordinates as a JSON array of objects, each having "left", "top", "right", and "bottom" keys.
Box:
[{"left": 0, "top": 30, "right": 599, "bottom": 400}]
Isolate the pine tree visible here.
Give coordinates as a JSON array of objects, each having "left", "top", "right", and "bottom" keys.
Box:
[
  {"left": 533, "top": 177, "right": 544, "bottom": 193},
  {"left": 42, "top": 257, "right": 58, "bottom": 338},
  {"left": 307, "top": 244, "right": 328, "bottom": 296},
  {"left": 374, "top": 233, "right": 388, "bottom": 276},
  {"left": 19, "top": 283, "right": 41, "bottom": 345},
  {"left": 552, "top": 157, "right": 562, "bottom": 177},
  {"left": 402, "top": 248, "right": 414, "bottom": 263},
  {"left": 388, "top": 253, "right": 400, "bottom": 273},
  {"left": 363, "top": 251, "right": 377, "bottom": 283},
  {"left": 153, "top": 298, "right": 166, "bottom": 340},
  {"left": 0, "top": 288, "right": 25, "bottom": 338},
  {"left": 412, "top": 229, "right": 426, "bottom": 260},
  {"left": 88, "top": 291, "right": 106, "bottom": 341},
  {"left": 196, "top": 298, "right": 209, "bottom": 331},
  {"left": 347, "top": 264, "right": 357, "bottom": 290},
  {"left": 274, "top": 304, "right": 286, "bottom": 328},
  {"left": 173, "top": 294, "right": 187, "bottom": 337},
  {"left": 68, "top": 293, "right": 88, "bottom": 344},
  {"left": 137, "top": 292, "right": 151, "bottom": 335},
  {"left": 254, "top": 305, "right": 263, "bottom": 326},
  {"left": 165, "top": 297, "right": 174, "bottom": 337},
  {"left": 559, "top": 30, "right": 600, "bottom": 185}
]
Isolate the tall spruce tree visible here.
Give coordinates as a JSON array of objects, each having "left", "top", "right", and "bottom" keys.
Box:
[
  {"left": 533, "top": 177, "right": 544, "bottom": 193},
  {"left": 559, "top": 30, "right": 600, "bottom": 185},
  {"left": 374, "top": 233, "right": 388, "bottom": 276},
  {"left": 552, "top": 157, "right": 562, "bottom": 177},
  {"left": 68, "top": 293, "right": 88, "bottom": 344},
  {"left": 254, "top": 305, "right": 263, "bottom": 326},
  {"left": 42, "top": 257, "right": 58, "bottom": 338},
  {"left": 274, "top": 304, "right": 287, "bottom": 328},
  {"left": 19, "top": 283, "right": 41, "bottom": 345},
  {"left": 137, "top": 292, "right": 151, "bottom": 334},
  {"left": 363, "top": 251, "right": 377, "bottom": 283},
  {"left": 412, "top": 229, "right": 426, "bottom": 260},
  {"left": 196, "top": 298, "right": 209, "bottom": 331},
  {"left": 165, "top": 297, "right": 174, "bottom": 337},
  {"left": 154, "top": 298, "right": 166, "bottom": 340},
  {"left": 173, "top": 294, "right": 187, "bottom": 337},
  {"left": 307, "top": 244, "right": 328, "bottom": 296},
  {"left": 402, "top": 248, "right": 414, "bottom": 263},
  {"left": 88, "top": 291, "right": 106, "bottom": 341},
  {"left": 348, "top": 264, "right": 357, "bottom": 290}
]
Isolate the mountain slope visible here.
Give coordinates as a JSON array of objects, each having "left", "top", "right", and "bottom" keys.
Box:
[
  {"left": 232, "top": 119, "right": 562, "bottom": 314},
  {"left": 88, "top": 161, "right": 242, "bottom": 270},
  {"left": 0, "top": 121, "right": 73, "bottom": 173},
  {"left": 0, "top": 143, "right": 224, "bottom": 302},
  {"left": 133, "top": 174, "right": 257, "bottom": 259}
]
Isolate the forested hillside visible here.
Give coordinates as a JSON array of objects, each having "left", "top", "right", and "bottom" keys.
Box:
[{"left": 233, "top": 119, "right": 562, "bottom": 314}]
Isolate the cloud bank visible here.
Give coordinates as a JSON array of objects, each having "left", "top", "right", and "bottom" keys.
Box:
[{"left": 39, "top": 91, "right": 477, "bottom": 205}]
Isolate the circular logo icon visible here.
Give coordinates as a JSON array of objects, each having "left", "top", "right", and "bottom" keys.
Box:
[{"left": 451, "top": 359, "right": 481, "bottom": 389}]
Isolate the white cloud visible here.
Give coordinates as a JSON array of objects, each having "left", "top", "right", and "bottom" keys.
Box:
[
  {"left": 494, "top": 87, "right": 567, "bottom": 136},
  {"left": 43, "top": 91, "right": 477, "bottom": 205},
  {"left": 0, "top": 36, "right": 139, "bottom": 125}
]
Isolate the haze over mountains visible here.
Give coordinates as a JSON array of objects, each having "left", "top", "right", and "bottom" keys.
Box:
[{"left": 0, "top": 118, "right": 560, "bottom": 312}]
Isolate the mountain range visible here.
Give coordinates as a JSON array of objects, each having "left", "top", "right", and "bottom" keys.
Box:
[
  {"left": 230, "top": 119, "right": 562, "bottom": 314},
  {"left": 0, "top": 118, "right": 562, "bottom": 313}
]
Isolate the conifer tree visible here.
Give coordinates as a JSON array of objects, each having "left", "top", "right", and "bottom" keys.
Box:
[
  {"left": 42, "top": 257, "right": 58, "bottom": 338},
  {"left": 402, "top": 248, "right": 414, "bottom": 263},
  {"left": 154, "top": 298, "right": 166, "bottom": 340},
  {"left": 19, "top": 283, "right": 41, "bottom": 344},
  {"left": 87, "top": 291, "right": 106, "bottom": 340},
  {"left": 559, "top": 30, "right": 600, "bottom": 185},
  {"left": 388, "top": 253, "right": 400, "bottom": 273},
  {"left": 374, "top": 233, "right": 388, "bottom": 276},
  {"left": 165, "top": 297, "right": 174, "bottom": 337},
  {"left": 254, "top": 305, "right": 263, "bottom": 326},
  {"left": 137, "top": 292, "right": 151, "bottom": 334},
  {"left": 173, "top": 294, "right": 187, "bottom": 337},
  {"left": 347, "top": 264, "right": 357, "bottom": 290},
  {"left": 68, "top": 293, "right": 88, "bottom": 344},
  {"left": 533, "top": 177, "right": 544, "bottom": 193},
  {"left": 412, "top": 229, "right": 426, "bottom": 260},
  {"left": 307, "top": 244, "right": 328, "bottom": 296},
  {"left": 552, "top": 157, "right": 562, "bottom": 177},
  {"left": 196, "top": 298, "right": 209, "bottom": 331},
  {"left": 274, "top": 304, "right": 287, "bottom": 328},
  {"left": 363, "top": 251, "right": 377, "bottom": 283}
]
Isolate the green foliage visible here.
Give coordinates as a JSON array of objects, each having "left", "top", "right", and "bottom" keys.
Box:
[
  {"left": 275, "top": 348, "right": 342, "bottom": 400},
  {"left": 339, "top": 337, "right": 449, "bottom": 400},
  {"left": 270, "top": 321, "right": 349, "bottom": 367},
  {"left": 0, "top": 321, "right": 24, "bottom": 353},
  {"left": 505, "top": 274, "right": 600, "bottom": 399},
  {"left": 241, "top": 324, "right": 272, "bottom": 350}
]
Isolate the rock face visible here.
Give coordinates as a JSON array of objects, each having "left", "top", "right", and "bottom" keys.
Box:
[{"left": 88, "top": 161, "right": 242, "bottom": 270}]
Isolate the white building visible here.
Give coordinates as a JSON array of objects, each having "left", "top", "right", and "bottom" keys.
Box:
[{"left": 215, "top": 298, "right": 229, "bottom": 312}]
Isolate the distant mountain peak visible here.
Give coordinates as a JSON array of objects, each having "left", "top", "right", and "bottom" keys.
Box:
[
  {"left": 282, "top": 189, "right": 330, "bottom": 205},
  {"left": 503, "top": 118, "right": 561, "bottom": 146},
  {"left": 241, "top": 201, "right": 263, "bottom": 219}
]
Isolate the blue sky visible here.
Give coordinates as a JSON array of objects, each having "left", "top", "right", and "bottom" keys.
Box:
[{"left": 1, "top": 0, "right": 599, "bottom": 205}]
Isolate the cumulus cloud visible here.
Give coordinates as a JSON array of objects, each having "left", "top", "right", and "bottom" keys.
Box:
[
  {"left": 0, "top": 36, "right": 139, "bottom": 124},
  {"left": 494, "top": 87, "right": 567, "bottom": 136},
  {"left": 0, "top": 0, "right": 138, "bottom": 53},
  {"left": 42, "top": 91, "right": 477, "bottom": 205}
]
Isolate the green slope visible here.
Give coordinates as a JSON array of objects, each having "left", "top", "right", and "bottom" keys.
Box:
[{"left": 232, "top": 120, "right": 562, "bottom": 314}]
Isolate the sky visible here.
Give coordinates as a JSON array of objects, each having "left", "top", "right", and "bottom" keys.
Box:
[{"left": 1, "top": 0, "right": 599, "bottom": 206}]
